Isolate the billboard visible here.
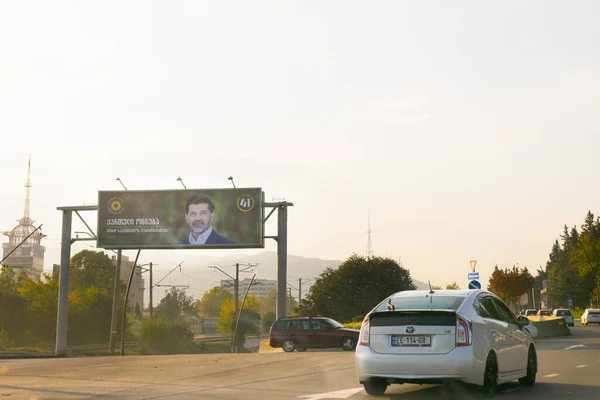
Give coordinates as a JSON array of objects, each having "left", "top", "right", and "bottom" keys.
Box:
[{"left": 96, "top": 188, "right": 263, "bottom": 249}]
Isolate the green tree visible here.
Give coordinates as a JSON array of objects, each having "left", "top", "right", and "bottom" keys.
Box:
[
  {"left": 70, "top": 250, "right": 115, "bottom": 292},
  {"left": 155, "top": 287, "right": 196, "bottom": 320},
  {"left": 445, "top": 282, "right": 460, "bottom": 290},
  {"left": 17, "top": 273, "right": 60, "bottom": 345},
  {"left": 297, "top": 254, "right": 417, "bottom": 322},
  {"left": 431, "top": 285, "right": 443, "bottom": 290},
  {"left": 197, "top": 286, "right": 232, "bottom": 317}
]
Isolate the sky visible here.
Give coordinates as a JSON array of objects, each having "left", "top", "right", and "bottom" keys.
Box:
[{"left": 1, "top": 0, "right": 600, "bottom": 300}]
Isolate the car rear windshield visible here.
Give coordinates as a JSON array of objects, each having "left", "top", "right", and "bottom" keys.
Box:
[
  {"left": 556, "top": 310, "right": 572, "bottom": 316},
  {"left": 589, "top": 311, "right": 600, "bottom": 315},
  {"left": 375, "top": 295, "right": 467, "bottom": 312}
]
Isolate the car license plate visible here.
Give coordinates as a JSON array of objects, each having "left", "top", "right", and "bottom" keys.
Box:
[{"left": 391, "top": 335, "right": 431, "bottom": 347}]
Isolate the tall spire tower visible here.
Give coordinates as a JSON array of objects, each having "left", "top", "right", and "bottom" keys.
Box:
[
  {"left": 367, "top": 210, "right": 373, "bottom": 258},
  {"left": 3, "top": 155, "right": 46, "bottom": 280},
  {"left": 24, "top": 155, "right": 32, "bottom": 220}
]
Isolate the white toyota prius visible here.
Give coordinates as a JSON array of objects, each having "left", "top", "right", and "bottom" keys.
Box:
[{"left": 355, "top": 289, "right": 537, "bottom": 395}]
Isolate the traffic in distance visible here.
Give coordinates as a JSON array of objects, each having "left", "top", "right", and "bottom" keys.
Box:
[{"left": 519, "top": 307, "right": 575, "bottom": 327}]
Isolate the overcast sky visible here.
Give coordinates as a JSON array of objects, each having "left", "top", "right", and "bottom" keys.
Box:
[{"left": 1, "top": 1, "right": 599, "bottom": 297}]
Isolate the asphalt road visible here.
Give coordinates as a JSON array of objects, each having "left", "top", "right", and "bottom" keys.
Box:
[{"left": 1, "top": 322, "right": 600, "bottom": 399}]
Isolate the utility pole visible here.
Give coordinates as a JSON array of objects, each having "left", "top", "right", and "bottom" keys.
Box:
[
  {"left": 287, "top": 287, "right": 292, "bottom": 316},
  {"left": 299, "top": 278, "right": 302, "bottom": 305},
  {"left": 108, "top": 250, "right": 122, "bottom": 354},
  {"left": 149, "top": 262, "right": 153, "bottom": 317},
  {"left": 234, "top": 263, "right": 240, "bottom": 316}
]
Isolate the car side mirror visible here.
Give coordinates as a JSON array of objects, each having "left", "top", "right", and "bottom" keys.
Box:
[{"left": 517, "top": 315, "right": 529, "bottom": 328}]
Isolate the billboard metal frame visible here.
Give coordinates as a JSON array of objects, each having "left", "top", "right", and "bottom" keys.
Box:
[{"left": 54, "top": 198, "right": 292, "bottom": 357}]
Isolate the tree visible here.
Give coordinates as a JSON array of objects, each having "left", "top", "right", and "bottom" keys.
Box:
[
  {"left": 488, "top": 265, "right": 534, "bottom": 307},
  {"left": 196, "top": 286, "right": 231, "bottom": 317},
  {"left": 431, "top": 285, "right": 443, "bottom": 290},
  {"left": 445, "top": 282, "right": 460, "bottom": 290},
  {"left": 155, "top": 287, "right": 196, "bottom": 320},
  {"left": 70, "top": 250, "right": 115, "bottom": 292},
  {"left": 297, "top": 254, "right": 417, "bottom": 322},
  {"left": 217, "top": 296, "right": 262, "bottom": 346}
]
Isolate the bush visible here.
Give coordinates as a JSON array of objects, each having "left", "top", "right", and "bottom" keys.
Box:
[
  {"left": 261, "top": 312, "right": 276, "bottom": 334},
  {"left": 0, "top": 327, "right": 14, "bottom": 350},
  {"left": 139, "top": 316, "right": 194, "bottom": 354},
  {"left": 343, "top": 322, "right": 362, "bottom": 330},
  {"left": 351, "top": 315, "right": 364, "bottom": 322}
]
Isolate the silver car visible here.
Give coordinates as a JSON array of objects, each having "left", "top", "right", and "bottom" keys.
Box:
[{"left": 355, "top": 289, "right": 537, "bottom": 395}]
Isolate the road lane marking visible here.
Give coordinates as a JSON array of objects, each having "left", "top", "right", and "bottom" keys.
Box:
[
  {"left": 576, "top": 365, "right": 588, "bottom": 368},
  {"left": 564, "top": 345, "right": 586, "bottom": 350},
  {"left": 544, "top": 374, "right": 560, "bottom": 378},
  {"left": 299, "top": 388, "right": 364, "bottom": 399}
]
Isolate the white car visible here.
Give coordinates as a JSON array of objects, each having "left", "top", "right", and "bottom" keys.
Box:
[
  {"left": 581, "top": 309, "right": 600, "bottom": 325},
  {"left": 552, "top": 308, "right": 574, "bottom": 327},
  {"left": 355, "top": 289, "right": 537, "bottom": 395}
]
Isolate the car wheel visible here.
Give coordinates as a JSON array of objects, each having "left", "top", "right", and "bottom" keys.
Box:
[
  {"left": 341, "top": 337, "right": 356, "bottom": 351},
  {"left": 296, "top": 346, "right": 307, "bottom": 352},
  {"left": 519, "top": 345, "right": 537, "bottom": 386},
  {"left": 282, "top": 340, "right": 295, "bottom": 352},
  {"left": 482, "top": 352, "right": 498, "bottom": 394},
  {"left": 363, "top": 379, "right": 388, "bottom": 395}
]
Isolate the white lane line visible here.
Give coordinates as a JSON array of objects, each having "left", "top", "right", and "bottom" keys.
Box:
[
  {"left": 544, "top": 374, "right": 560, "bottom": 378},
  {"left": 564, "top": 344, "right": 586, "bottom": 350},
  {"left": 576, "top": 365, "right": 588, "bottom": 368},
  {"left": 299, "top": 388, "right": 364, "bottom": 399}
]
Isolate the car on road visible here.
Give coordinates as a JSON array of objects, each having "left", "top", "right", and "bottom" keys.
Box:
[
  {"left": 537, "top": 309, "right": 552, "bottom": 316},
  {"left": 522, "top": 309, "right": 538, "bottom": 317},
  {"left": 355, "top": 289, "right": 537, "bottom": 395},
  {"left": 552, "top": 308, "right": 574, "bottom": 327},
  {"left": 269, "top": 316, "right": 360, "bottom": 352},
  {"left": 581, "top": 309, "right": 600, "bottom": 325}
]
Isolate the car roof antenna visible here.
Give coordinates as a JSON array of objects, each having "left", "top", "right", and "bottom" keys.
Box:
[
  {"left": 387, "top": 298, "right": 395, "bottom": 311},
  {"left": 428, "top": 280, "right": 434, "bottom": 294}
]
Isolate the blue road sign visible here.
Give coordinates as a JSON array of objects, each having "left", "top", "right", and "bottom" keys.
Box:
[
  {"left": 468, "top": 272, "right": 479, "bottom": 280},
  {"left": 468, "top": 280, "right": 481, "bottom": 290},
  {"left": 568, "top": 297, "right": 573, "bottom": 306}
]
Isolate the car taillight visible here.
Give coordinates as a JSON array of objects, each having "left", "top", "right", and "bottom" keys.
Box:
[
  {"left": 359, "top": 316, "right": 370, "bottom": 346},
  {"left": 456, "top": 315, "right": 472, "bottom": 347}
]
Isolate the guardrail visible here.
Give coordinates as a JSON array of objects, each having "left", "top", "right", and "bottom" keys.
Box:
[{"left": 35, "top": 334, "right": 269, "bottom": 353}]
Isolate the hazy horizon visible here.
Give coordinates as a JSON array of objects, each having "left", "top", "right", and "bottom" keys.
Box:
[{"left": 2, "top": 1, "right": 599, "bottom": 302}]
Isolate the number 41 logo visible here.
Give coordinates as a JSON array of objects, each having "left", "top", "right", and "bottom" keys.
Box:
[{"left": 237, "top": 194, "right": 255, "bottom": 212}]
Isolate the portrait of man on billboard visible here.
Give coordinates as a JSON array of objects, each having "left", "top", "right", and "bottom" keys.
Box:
[{"left": 176, "top": 193, "right": 236, "bottom": 245}]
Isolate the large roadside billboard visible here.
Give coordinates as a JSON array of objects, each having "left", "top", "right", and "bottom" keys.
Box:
[{"left": 96, "top": 188, "right": 263, "bottom": 249}]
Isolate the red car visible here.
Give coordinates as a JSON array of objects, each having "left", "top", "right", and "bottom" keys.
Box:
[{"left": 269, "top": 316, "right": 360, "bottom": 352}]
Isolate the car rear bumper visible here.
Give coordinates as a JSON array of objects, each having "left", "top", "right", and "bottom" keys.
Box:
[{"left": 355, "top": 344, "right": 480, "bottom": 385}]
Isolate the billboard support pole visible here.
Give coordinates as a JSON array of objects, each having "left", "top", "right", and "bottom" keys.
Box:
[
  {"left": 55, "top": 205, "right": 98, "bottom": 357},
  {"left": 276, "top": 204, "right": 288, "bottom": 321},
  {"left": 262, "top": 201, "right": 293, "bottom": 322},
  {"left": 108, "top": 250, "right": 122, "bottom": 354},
  {"left": 55, "top": 210, "right": 72, "bottom": 357}
]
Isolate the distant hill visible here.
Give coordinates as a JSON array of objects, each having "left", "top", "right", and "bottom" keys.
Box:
[{"left": 177, "top": 250, "right": 430, "bottom": 290}]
